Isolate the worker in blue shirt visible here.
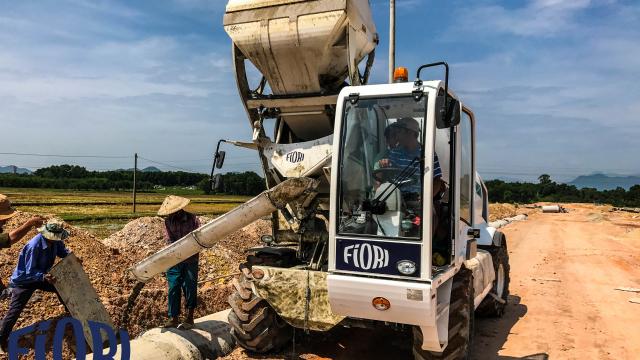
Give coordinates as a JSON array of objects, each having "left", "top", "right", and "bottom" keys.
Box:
[
  {"left": 0, "top": 194, "right": 44, "bottom": 300},
  {"left": 377, "top": 117, "right": 443, "bottom": 195},
  {"left": 377, "top": 117, "right": 446, "bottom": 238},
  {"left": 0, "top": 220, "right": 72, "bottom": 351}
]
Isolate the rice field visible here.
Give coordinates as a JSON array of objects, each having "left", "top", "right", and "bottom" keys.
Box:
[{"left": 0, "top": 187, "right": 250, "bottom": 238}]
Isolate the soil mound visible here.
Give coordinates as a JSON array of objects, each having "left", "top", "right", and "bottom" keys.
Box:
[
  {"left": 489, "top": 203, "right": 539, "bottom": 222},
  {"left": 102, "top": 215, "right": 269, "bottom": 273}
]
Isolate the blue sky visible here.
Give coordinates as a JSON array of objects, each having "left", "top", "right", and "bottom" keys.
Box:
[{"left": 0, "top": 0, "right": 638, "bottom": 182}]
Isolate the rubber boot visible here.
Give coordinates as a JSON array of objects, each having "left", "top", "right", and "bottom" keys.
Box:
[
  {"left": 185, "top": 308, "right": 195, "bottom": 325},
  {"left": 163, "top": 316, "right": 179, "bottom": 328},
  {"left": 179, "top": 308, "right": 195, "bottom": 330}
]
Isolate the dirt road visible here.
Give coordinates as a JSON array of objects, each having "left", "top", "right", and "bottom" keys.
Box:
[
  {"left": 473, "top": 204, "right": 640, "bottom": 359},
  {"left": 224, "top": 204, "right": 640, "bottom": 359}
]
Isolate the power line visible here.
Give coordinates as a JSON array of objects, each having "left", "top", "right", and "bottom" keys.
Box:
[
  {"left": 0, "top": 152, "right": 129, "bottom": 159},
  {"left": 138, "top": 156, "right": 199, "bottom": 173}
]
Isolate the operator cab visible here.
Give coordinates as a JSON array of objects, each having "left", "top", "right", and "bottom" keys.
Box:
[
  {"left": 337, "top": 95, "right": 437, "bottom": 240},
  {"left": 330, "top": 63, "right": 475, "bottom": 281},
  {"left": 330, "top": 94, "right": 455, "bottom": 280}
]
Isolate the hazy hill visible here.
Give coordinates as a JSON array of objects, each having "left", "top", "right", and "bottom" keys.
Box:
[
  {"left": 568, "top": 173, "right": 640, "bottom": 190},
  {"left": 0, "top": 165, "right": 32, "bottom": 175}
]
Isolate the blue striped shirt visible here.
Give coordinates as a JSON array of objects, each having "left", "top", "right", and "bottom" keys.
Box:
[{"left": 387, "top": 146, "right": 442, "bottom": 193}]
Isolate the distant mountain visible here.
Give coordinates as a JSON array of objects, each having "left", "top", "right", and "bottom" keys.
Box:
[
  {"left": 117, "top": 166, "right": 162, "bottom": 172},
  {"left": 484, "top": 175, "right": 526, "bottom": 183},
  {"left": 568, "top": 173, "right": 640, "bottom": 191},
  {"left": 0, "top": 165, "right": 32, "bottom": 175}
]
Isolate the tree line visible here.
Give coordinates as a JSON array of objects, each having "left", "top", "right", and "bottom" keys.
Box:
[
  {"left": 0, "top": 164, "right": 266, "bottom": 195},
  {"left": 486, "top": 174, "right": 640, "bottom": 207},
  {"left": 2, "top": 166, "right": 638, "bottom": 205},
  {"left": 198, "top": 171, "right": 265, "bottom": 196}
]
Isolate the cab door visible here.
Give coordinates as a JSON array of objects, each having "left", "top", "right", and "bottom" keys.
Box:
[{"left": 455, "top": 109, "right": 475, "bottom": 263}]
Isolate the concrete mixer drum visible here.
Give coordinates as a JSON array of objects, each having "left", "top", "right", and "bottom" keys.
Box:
[{"left": 224, "top": 0, "right": 378, "bottom": 142}]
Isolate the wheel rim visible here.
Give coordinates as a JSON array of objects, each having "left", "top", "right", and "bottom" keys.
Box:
[{"left": 496, "top": 264, "right": 505, "bottom": 298}]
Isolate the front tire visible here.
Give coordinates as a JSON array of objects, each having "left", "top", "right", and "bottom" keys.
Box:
[
  {"left": 413, "top": 267, "right": 474, "bottom": 360},
  {"left": 228, "top": 271, "right": 292, "bottom": 353},
  {"left": 477, "top": 232, "right": 510, "bottom": 317}
]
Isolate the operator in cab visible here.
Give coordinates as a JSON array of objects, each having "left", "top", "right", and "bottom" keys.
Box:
[
  {"left": 377, "top": 117, "right": 444, "bottom": 197},
  {"left": 377, "top": 117, "right": 446, "bottom": 239}
]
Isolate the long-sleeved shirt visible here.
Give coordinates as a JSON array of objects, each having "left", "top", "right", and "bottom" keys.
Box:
[
  {"left": 10, "top": 233, "right": 70, "bottom": 286},
  {"left": 164, "top": 211, "right": 200, "bottom": 263}
]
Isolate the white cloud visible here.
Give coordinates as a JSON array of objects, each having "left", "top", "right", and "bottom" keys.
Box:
[
  {"left": 458, "top": 0, "right": 593, "bottom": 37},
  {"left": 0, "top": 1, "right": 252, "bottom": 173},
  {"left": 439, "top": 0, "right": 640, "bottom": 179}
]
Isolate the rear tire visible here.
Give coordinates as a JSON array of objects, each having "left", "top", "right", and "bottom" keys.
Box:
[
  {"left": 413, "top": 267, "right": 474, "bottom": 360},
  {"left": 477, "top": 232, "right": 510, "bottom": 317},
  {"left": 228, "top": 271, "right": 292, "bottom": 353}
]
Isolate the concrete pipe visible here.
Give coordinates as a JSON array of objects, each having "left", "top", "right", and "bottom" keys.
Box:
[
  {"left": 86, "top": 310, "right": 235, "bottom": 360},
  {"left": 130, "top": 177, "right": 318, "bottom": 282},
  {"left": 506, "top": 214, "right": 528, "bottom": 222},
  {"left": 542, "top": 205, "right": 561, "bottom": 213},
  {"left": 488, "top": 219, "right": 509, "bottom": 229}
]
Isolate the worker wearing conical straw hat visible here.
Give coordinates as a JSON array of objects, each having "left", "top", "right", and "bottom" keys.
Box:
[
  {"left": 0, "top": 194, "right": 44, "bottom": 300},
  {"left": 159, "top": 195, "right": 200, "bottom": 329}
]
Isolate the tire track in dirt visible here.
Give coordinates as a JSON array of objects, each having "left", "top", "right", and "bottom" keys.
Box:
[{"left": 475, "top": 206, "right": 640, "bottom": 359}]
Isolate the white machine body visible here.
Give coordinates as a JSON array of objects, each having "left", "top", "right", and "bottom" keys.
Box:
[{"left": 133, "top": 0, "right": 501, "bottom": 355}]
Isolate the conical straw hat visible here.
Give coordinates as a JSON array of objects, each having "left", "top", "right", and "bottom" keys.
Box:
[
  {"left": 0, "top": 194, "right": 17, "bottom": 221},
  {"left": 158, "top": 195, "right": 190, "bottom": 216}
]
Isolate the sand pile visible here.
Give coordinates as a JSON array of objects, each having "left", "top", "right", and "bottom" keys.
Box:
[
  {"left": 488, "top": 203, "right": 539, "bottom": 222},
  {"left": 102, "top": 215, "right": 269, "bottom": 277},
  {"left": 101, "top": 216, "right": 167, "bottom": 254},
  {"left": 0, "top": 211, "right": 270, "bottom": 358}
]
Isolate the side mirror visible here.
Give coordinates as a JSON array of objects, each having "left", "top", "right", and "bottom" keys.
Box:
[
  {"left": 447, "top": 99, "right": 461, "bottom": 127},
  {"left": 435, "top": 96, "right": 461, "bottom": 129},
  {"left": 211, "top": 174, "right": 224, "bottom": 193},
  {"left": 215, "top": 151, "right": 226, "bottom": 169}
]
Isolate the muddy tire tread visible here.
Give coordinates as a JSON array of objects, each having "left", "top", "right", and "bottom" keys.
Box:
[
  {"left": 228, "top": 269, "right": 292, "bottom": 353},
  {"left": 413, "top": 267, "right": 474, "bottom": 360}
]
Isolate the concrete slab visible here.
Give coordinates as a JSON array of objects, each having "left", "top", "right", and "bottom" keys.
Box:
[{"left": 50, "top": 253, "right": 114, "bottom": 351}]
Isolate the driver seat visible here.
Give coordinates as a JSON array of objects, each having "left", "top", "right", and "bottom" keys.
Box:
[{"left": 373, "top": 183, "right": 402, "bottom": 237}]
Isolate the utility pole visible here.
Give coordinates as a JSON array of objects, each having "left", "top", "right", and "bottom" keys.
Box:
[
  {"left": 133, "top": 153, "right": 138, "bottom": 213},
  {"left": 389, "top": 0, "right": 396, "bottom": 83}
]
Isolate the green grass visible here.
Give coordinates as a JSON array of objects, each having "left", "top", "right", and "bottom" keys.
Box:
[{"left": 1, "top": 187, "right": 250, "bottom": 238}]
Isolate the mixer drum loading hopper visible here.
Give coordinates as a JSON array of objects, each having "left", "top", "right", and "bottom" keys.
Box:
[{"left": 224, "top": 0, "right": 377, "bottom": 95}]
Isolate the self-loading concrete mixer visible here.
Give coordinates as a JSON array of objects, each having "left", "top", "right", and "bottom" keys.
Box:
[{"left": 130, "top": 1, "right": 511, "bottom": 359}]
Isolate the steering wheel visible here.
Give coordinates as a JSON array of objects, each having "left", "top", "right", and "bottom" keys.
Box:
[{"left": 372, "top": 167, "right": 403, "bottom": 183}]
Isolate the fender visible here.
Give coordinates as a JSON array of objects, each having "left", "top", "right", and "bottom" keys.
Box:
[{"left": 491, "top": 228, "right": 504, "bottom": 247}]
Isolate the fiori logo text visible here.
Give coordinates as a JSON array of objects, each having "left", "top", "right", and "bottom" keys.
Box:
[{"left": 8, "top": 317, "right": 129, "bottom": 360}]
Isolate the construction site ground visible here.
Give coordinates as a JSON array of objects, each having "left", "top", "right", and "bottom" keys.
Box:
[
  {"left": 0, "top": 202, "right": 638, "bottom": 359},
  {"left": 222, "top": 203, "right": 640, "bottom": 360}
]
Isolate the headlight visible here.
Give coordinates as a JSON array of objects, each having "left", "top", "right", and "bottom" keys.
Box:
[{"left": 397, "top": 260, "right": 416, "bottom": 275}]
